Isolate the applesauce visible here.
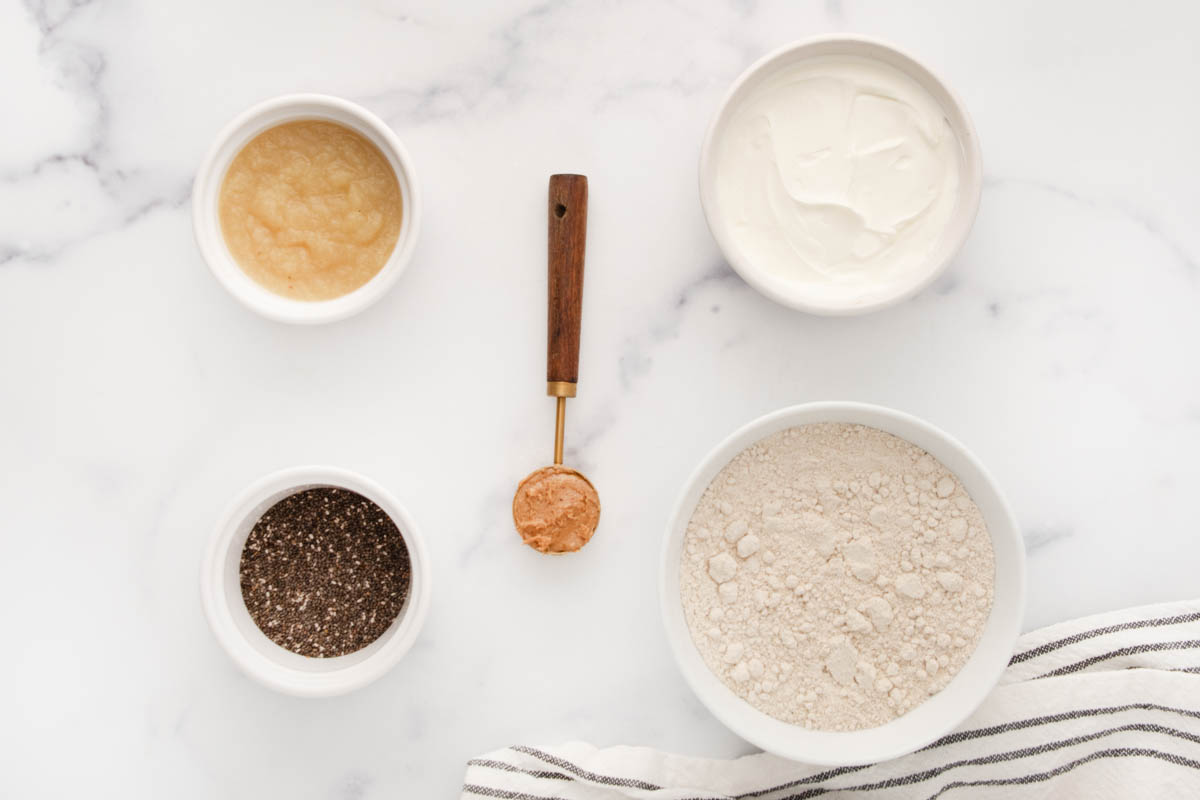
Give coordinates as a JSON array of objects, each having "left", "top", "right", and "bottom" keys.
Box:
[{"left": 218, "top": 120, "right": 403, "bottom": 301}]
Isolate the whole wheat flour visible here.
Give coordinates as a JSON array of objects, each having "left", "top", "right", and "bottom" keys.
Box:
[{"left": 680, "top": 423, "right": 995, "bottom": 731}]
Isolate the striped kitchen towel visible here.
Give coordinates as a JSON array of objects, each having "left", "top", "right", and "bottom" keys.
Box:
[{"left": 461, "top": 598, "right": 1200, "bottom": 799}]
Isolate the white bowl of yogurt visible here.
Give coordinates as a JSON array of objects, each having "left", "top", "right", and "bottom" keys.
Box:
[{"left": 700, "top": 37, "right": 983, "bottom": 314}]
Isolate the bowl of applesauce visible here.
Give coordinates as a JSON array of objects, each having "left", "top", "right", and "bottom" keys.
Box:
[{"left": 193, "top": 94, "right": 421, "bottom": 324}]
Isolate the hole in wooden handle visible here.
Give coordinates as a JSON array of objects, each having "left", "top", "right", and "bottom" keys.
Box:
[{"left": 554, "top": 203, "right": 567, "bottom": 218}]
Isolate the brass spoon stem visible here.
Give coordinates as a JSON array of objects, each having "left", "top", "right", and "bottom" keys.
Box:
[{"left": 554, "top": 396, "right": 566, "bottom": 465}]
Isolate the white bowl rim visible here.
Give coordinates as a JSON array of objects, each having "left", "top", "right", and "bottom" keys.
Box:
[
  {"left": 201, "top": 465, "right": 432, "bottom": 697},
  {"left": 191, "top": 93, "right": 422, "bottom": 325},
  {"left": 659, "top": 402, "right": 1025, "bottom": 764},
  {"left": 698, "top": 35, "right": 984, "bottom": 316}
]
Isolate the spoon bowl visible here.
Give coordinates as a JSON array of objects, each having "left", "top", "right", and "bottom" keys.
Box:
[{"left": 513, "top": 464, "right": 600, "bottom": 554}]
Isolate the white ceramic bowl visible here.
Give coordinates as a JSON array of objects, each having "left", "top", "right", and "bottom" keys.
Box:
[
  {"left": 699, "top": 36, "right": 983, "bottom": 315},
  {"left": 660, "top": 402, "right": 1024, "bottom": 764},
  {"left": 201, "top": 466, "right": 431, "bottom": 696},
  {"left": 192, "top": 94, "right": 421, "bottom": 324}
]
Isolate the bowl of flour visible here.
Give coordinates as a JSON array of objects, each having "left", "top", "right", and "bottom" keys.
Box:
[{"left": 660, "top": 402, "right": 1024, "bottom": 765}]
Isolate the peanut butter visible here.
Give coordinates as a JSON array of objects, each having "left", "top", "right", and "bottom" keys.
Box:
[{"left": 512, "top": 466, "right": 600, "bottom": 554}]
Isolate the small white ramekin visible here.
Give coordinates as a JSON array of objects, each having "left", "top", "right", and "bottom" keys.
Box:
[
  {"left": 192, "top": 94, "right": 421, "bottom": 324},
  {"left": 699, "top": 36, "right": 983, "bottom": 315},
  {"left": 201, "top": 466, "right": 431, "bottom": 697},
  {"left": 660, "top": 402, "right": 1024, "bottom": 765}
]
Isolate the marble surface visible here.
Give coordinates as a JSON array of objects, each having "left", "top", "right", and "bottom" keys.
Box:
[{"left": 2, "top": 0, "right": 1199, "bottom": 796}]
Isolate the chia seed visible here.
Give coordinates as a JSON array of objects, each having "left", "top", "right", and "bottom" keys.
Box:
[{"left": 239, "top": 487, "right": 411, "bottom": 658}]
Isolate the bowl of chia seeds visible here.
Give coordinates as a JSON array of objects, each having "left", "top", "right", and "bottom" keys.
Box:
[{"left": 201, "top": 465, "right": 431, "bottom": 696}]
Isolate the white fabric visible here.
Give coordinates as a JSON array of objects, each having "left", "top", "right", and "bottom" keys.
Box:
[{"left": 461, "top": 599, "right": 1200, "bottom": 799}]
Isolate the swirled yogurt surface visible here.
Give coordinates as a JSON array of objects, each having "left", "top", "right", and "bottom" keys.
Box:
[{"left": 714, "top": 56, "right": 961, "bottom": 308}]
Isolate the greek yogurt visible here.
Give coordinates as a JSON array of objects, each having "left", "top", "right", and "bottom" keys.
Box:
[{"left": 713, "top": 56, "right": 961, "bottom": 307}]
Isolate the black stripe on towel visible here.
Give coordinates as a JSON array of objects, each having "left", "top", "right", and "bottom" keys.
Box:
[
  {"left": 923, "top": 702, "right": 1200, "bottom": 749},
  {"left": 773, "top": 723, "right": 1200, "bottom": 798},
  {"left": 462, "top": 784, "right": 568, "bottom": 800},
  {"left": 496, "top": 713, "right": 1200, "bottom": 800},
  {"left": 926, "top": 747, "right": 1200, "bottom": 800},
  {"left": 734, "top": 765, "right": 874, "bottom": 799},
  {"left": 479, "top": 752, "right": 724, "bottom": 799},
  {"left": 466, "top": 759, "right": 572, "bottom": 781},
  {"left": 743, "top": 703, "right": 1200, "bottom": 800},
  {"left": 1010, "top": 612, "right": 1200, "bottom": 664},
  {"left": 508, "top": 746, "right": 723, "bottom": 800},
  {"left": 1038, "top": 640, "right": 1200, "bottom": 678},
  {"left": 488, "top": 750, "right": 872, "bottom": 800},
  {"left": 488, "top": 705, "right": 1200, "bottom": 800},
  {"left": 510, "top": 746, "right": 663, "bottom": 791}
]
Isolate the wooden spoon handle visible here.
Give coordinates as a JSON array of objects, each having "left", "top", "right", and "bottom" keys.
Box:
[{"left": 546, "top": 174, "right": 588, "bottom": 395}]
